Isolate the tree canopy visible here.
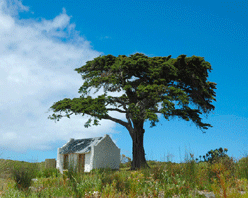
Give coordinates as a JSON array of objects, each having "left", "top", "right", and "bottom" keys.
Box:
[
  {"left": 49, "top": 53, "right": 217, "bottom": 169},
  {"left": 49, "top": 53, "right": 216, "bottom": 130}
]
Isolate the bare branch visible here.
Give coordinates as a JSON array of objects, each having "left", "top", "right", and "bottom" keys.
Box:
[
  {"left": 106, "top": 108, "right": 126, "bottom": 113},
  {"left": 102, "top": 114, "right": 133, "bottom": 131}
]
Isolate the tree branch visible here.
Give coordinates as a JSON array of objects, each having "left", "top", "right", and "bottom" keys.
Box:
[
  {"left": 106, "top": 108, "right": 126, "bottom": 113},
  {"left": 105, "top": 96, "right": 129, "bottom": 110},
  {"left": 102, "top": 114, "right": 133, "bottom": 132}
]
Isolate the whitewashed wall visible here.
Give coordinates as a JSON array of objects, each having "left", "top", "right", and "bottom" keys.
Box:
[
  {"left": 93, "top": 135, "right": 120, "bottom": 170},
  {"left": 56, "top": 148, "right": 63, "bottom": 173},
  {"left": 69, "top": 153, "right": 78, "bottom": 171},
  {"left": 84, "top": 152, "right": 92, "bottom": 172},
  {"left": 57, "top": 151, "right": 92, "bottom": 173}
]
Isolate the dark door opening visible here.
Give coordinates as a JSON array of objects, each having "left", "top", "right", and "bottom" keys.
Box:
[
  {"left": 78, "top": 154, "right": 85, "bottom": 172},
  {"left": 63, "top": 154, "right": 69, "bottom": 169}
]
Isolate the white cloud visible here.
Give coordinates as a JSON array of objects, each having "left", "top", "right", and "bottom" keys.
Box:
[
  {"left": 0, "top": 0, "right": 29, "bottom": 17},
  {"left": 0, "top": 0, "right": 125, "bottom": 153}
]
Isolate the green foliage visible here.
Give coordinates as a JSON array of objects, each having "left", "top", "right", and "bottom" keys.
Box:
[
  {"left": 147, "top": 160, "right": 158, "bottom": 166},
  {"left": 0, "top": 159, "right": 11, "bottom": 179},
  {"left": 200, "top": 148, "right": 230, "bottom": 164},
  {"left": 2, "top": 187, "right": 25, "bottom": 198},
  {"left": 49, "top": 52, "right": 217, "bottom": 131},
  {"left": 10, "top": 165, "right": 37, "bottom": 191},
  {"left": 2, "top": 154, "right": 248, "bottom": 197},
  {"left": 236, "top": 156, "right": 248, "bottom": 180},
  {"left": 36, "top": 167, "right": 60, "bottom": 178},
  {"left": 241, "top": 192, "right": 248, "bottom": 198},
  {"left": 197, "top": 148, "right": 236, "bottom": 183},
  {"left": 210, "top": 163, "right": 242, "bottom": 198},
  {"left": 183, "top": 155, "right": 197, "bottom": 189}
]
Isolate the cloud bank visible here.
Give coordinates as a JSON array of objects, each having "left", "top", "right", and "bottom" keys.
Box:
[{"left": 0, "top": 0, "right": 124, "bottom": 153}]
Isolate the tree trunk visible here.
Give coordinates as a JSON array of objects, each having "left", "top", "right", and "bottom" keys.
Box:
[{"left": 130, "top": 122, "right": 150, "bottom": 170}]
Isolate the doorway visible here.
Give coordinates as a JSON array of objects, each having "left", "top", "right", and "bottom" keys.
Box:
[
  {"left": 63, "top": 154, "right": 69, "bottom": 169},
  {"left": 78, "top": 154, "right": 85, "bottom": 172}
]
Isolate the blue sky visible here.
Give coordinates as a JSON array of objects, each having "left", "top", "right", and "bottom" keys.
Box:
[{"left": 0, "top": 0, "right": 247, "bottom": 163}]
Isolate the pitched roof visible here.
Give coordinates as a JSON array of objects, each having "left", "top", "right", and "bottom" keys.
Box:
[{"left": 59, "top": 136, "right": 103, "bottom": 154}]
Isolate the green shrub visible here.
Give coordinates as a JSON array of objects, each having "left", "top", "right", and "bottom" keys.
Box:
[
  {"left": 120, "top": 162, "right": 131, "bottom": 168},
  {"left": 100, "top": 171, "right": 114, "bottom": 187},
  {"left": 10, "top": 165, "right": 36, "bottom": 191},
  {"left": 183, "top": 157, "right": 197, "bottom": 188},
  {"left": 236, "top": 156, "right": 248, "bottom": 180},
  {"left": 111, "top": 171, "right": 130, "bottom": 193},
  {"left": 91, "top": 167, "right": 115, "bottom": 175},
  {"left": 36, "top": 167, "right": 60, "bottom": 178},
  {"left": 200, "top": 148, "right": 230, "bottom": 164},
  {"left": 147, "top": 160, "right": 158, "bottom": 166},
  {"left": 150, "top": 165, "right": 165, "bottom": 180},
  {"left": 198, "top": 148, "right": 235, "bottom": 182},
  {"left": 2, "top": 187, "right": 25, "bottom": 198}
]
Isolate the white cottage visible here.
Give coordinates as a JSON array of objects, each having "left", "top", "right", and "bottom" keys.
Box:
[{"left": 56, "top": 134, "right": 120, "bottom": 173}]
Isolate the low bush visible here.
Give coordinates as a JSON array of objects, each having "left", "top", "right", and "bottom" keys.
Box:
[
  {"left": 36, "top": 167, "right": 60, "bottom": 178},
  {"left": 236, "top": 156, "right": 248, "bottom": 180},
  {"left": 10, "top": 165, "right": 36, "bottom": 191}
]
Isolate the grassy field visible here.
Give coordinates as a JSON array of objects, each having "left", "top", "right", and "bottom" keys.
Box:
[{"left": 0, "top": 151, "right": 248, "bottom": 198}]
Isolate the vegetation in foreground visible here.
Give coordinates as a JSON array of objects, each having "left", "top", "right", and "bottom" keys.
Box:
[{"left": 0, "top": 148, "right": 248, "bottom": 197}]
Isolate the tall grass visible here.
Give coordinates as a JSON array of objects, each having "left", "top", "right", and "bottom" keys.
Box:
[
  {"left": 0, "top": 150, "right": 248, "bottom": 197},
  {"left": 236, "top": 155, "right": 248, "bottom": 180}
]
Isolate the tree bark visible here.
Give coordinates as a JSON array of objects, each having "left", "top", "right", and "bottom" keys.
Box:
[{"left": 130, "top": 122, "right": 150, "bottom": 170}]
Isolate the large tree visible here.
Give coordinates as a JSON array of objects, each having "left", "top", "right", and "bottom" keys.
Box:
[{"left": 49, "top": 53, "right": 217, "bottom": 170}]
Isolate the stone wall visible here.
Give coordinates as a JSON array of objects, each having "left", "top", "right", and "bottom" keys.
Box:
[{"left": 45, "top": 158, "right": 56, "bottom": 169}]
